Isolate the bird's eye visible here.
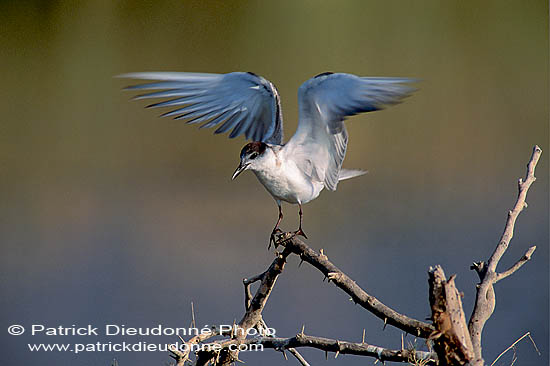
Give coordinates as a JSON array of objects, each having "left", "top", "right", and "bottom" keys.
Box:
[{"left": 250, "top": 152, "right": 258, "bottom": 159}]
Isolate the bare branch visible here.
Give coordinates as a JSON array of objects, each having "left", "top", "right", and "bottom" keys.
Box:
[
  {"left": 277, "top": 236, "right": 435, "bottom": 338},
  {"left": 469, "top": 145, "right": 542, "bottom": 365},
  {"left": 490, "top": 331, "right": 539, "bottom": 366},
  {"left": 209, "top": 248, "right": 292, "bottom": 365},
  {"left": 169, "top": 325, "right": 220, "bottom": 366},
  {"left": 257, "top": 316, "right": 310, "bottom": 366},
  {"left": 243, "top": 272, "right": 264, "bottom": 310},
  {"left": 495, "top": 245, "right": 536, "bottom": 282},
  {"left": 487, "top": 146, "right": 541, "bottom": 272},
  {"left": 221, "top": 333, "right": 437, "bottom": 364},
  {"left": 288, "top": 347, "right": 311, "bottom": 366},
  {"left": 238, "top": 248, "right": 292, "bottom": 331}
]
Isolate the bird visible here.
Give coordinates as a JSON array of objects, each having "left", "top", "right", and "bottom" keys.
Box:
[{"left": 118, "top": 71, "right": 415, "bottom": 245}]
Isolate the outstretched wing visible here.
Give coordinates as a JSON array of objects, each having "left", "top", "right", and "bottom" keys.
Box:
[
  {"left": 284, "top": 72, "right": 415, "bottom": 191},
  {"left": 118, "top": 72, "right": 284, "bottom": 144}
]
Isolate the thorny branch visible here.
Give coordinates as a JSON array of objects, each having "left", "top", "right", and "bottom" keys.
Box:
[
  {"left": 220, "top": 333, "right": 436, "bottom": 364},
  {"left": 276, "top": 236, "right": 435, "bottom": 338},
  {"left": 172, "top": 239, "right": 436, "bottom": 365},
  {"left": 168, "top": 325, "right": 221, "bottom": 366},
  {"left": 216, "top": 246, "right": 293, "bottom": 365},
  {"left": 243, "top": 275, "right": 308, "bottom": 366}
]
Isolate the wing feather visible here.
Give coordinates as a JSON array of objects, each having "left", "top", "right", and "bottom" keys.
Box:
[
  {"left": 118, "top": 72, "right": 284, "bottom": 144},
  {"left": 285, "top": 73, "right": 415, "bottom": 191}
]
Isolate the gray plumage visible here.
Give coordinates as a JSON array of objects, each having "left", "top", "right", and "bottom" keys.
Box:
[{"left": 119, "top": 71, "right": 415, "bottom": 193}]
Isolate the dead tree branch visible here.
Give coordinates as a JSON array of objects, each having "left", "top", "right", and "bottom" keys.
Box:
[
  {"left": 277, "top": 236, "right": 435, "bottom": 338},
  {"left": 468, "top": 145, "right": 541, "bottom": 365},
  {"left": 220, "top": 333, "right": 437, "bottom": 364},
  {"left": 187, "top": 241, "right": 437, "bottom": 365},
  {"left": 495, "top": 245, "right": 536, "bottom": 282},
  {"left": 429, "top": 266, "right": 474, "bottom": 365},
  {"left": 168, "top": 325, "right": 221, "bottom": 366},
  {"left": 198, "top": 247, "right": 293, "bottom": 365},
  {"left": 490, "top": 331, "right": 540, "bottom": 366}
]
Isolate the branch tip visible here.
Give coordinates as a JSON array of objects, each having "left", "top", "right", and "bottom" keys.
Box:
[{"left": 468, "top": 146, "right": 541, "bottom": 363}]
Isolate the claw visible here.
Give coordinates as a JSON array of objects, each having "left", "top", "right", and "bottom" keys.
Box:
[
  {"left": 269, "top": 228, "right": 283, "bottom": 249},
  {"left": 268, "top": 203, "right": 284, "bottom": 250}
]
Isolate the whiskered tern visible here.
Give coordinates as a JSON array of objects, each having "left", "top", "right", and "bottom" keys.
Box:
[{"left": 119, "top": 71, "right": 415, "bottom": 244}]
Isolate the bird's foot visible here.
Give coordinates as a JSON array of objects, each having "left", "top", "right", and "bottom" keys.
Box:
[
  {"left": 269, "top": 228, "right": 284, "bottom": 249},
  {"left": 269, "top": 227, "right": 307, "bottom": 250}
]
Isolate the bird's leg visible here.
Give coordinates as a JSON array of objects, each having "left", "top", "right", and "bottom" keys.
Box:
[
  {"left": 269, "top": 203, "right": 284, "bottom": 249},
  {"left": 293, "top": 204, "right": 308, "bottom": 239}
]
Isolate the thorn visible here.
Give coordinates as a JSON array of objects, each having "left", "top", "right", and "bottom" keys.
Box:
[
  {"left": 327, "top": 272, "right": 340, "bottom": 283},
  {"left": 335, "top": 350, "right": 339, "bottom": 358},
  {"left": 524, "top": 202, "right": 528, "bottom": 208},
  {"left": 325, "top": 351, "right": 328, "bottom": 360},
  {"left": 401, "top": 333, "right": 404, "bottom": 351},
  {"left": 190, "top": 301, "right": 196, "bottom": 329},
  {"left": 299, "top": 258, "right": 304, "bottom": 267},
  {"left": 362, "top": 329, "right": 366, "bottom": 344},
  {"left": 383, "top": 317, "right": 388, "bottom": 331},
  {"left": 301, "top": 324, "right": 305, "bottom": 336},
  {"left": 281, "top": 350, "right": 288, "bottom": 361}
]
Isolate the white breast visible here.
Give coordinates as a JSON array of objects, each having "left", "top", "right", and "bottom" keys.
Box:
[{"left": 252, "top": 149, "right": 324, "bottom": 204}]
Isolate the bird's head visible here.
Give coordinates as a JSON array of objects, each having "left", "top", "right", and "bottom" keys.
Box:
[{"left": 232, "top": 141, "right": 268, "bottom": 180}]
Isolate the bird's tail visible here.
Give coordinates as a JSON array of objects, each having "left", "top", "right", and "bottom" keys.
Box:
[{"left": 338, "top": 168, "right": 367, "bottom": 181}]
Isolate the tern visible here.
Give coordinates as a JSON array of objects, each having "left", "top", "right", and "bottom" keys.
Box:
[{"left": 119, "top": 71, "right": 415, "bottom": 244}]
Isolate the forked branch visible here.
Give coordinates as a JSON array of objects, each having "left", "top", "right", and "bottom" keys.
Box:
[{"left": 468, "top": 145, "right": 541, "bottom": 365}]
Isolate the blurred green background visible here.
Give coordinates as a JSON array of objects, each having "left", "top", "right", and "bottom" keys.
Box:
[{"left": 1, "top": 1, "right": 548, "bottom": 365}]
